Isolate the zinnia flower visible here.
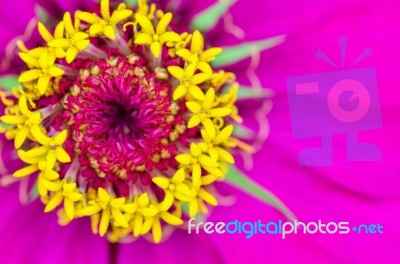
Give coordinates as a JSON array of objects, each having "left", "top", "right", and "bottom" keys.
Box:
[
  {"left": 0, "top": 0, "right": 290, "bottom": 260},
  {"left": 3, "top": 0, "right": 400, "bottom": 263}
]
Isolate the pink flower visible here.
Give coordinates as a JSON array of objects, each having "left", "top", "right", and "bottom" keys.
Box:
[{"left": 0, "top": 0, "right": 288, "bottom": 263}]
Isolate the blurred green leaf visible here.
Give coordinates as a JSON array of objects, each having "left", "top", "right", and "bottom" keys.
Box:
[
  {"left": 213, "top": 35, "right": 286, "bottom": 67},
  {"left": 232, "top": 123, "right": 255, "bottom": 140},
  {"left": 125, "top": 0, "right": 138, "bottom": 6},
  {"left": 237, "top": 85, "right": 273, "bottom": 100},
  {"left": 35, "top": 4, "right": 51, "bottom": 23},
  {"left": 29, "top": 184, "right": 39, "bottom": 200},
  {"left": 191, "top": 0, "right": 237, "bottom": 32},
  {"left": 0, "top": 75, "right": 19, "bottom": 91},
  {"left": 225, "top": 165, "right": 295, "bottom": 220}
]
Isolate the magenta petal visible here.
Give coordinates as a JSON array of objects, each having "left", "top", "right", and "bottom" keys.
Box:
[
  {"left": 242, "top": 0, "right": 400, "bottom": 262},
  {"left": 117, "top": 230, "right": 226, "bottom": 264},
  {"left": 0, "top": 184, "right": 109, "bottom": 264},
  {"left": 0, "top": 0, "right": 36, "bottom": 47},
  {"left": 36, "top": 0, "right": 97, "bottom": 17},
  {"left": 116, "top": 186, "right": 335, "bottom": 263},
  {"left": 0, "top": 0, "right": 36, "bottom": 74}
]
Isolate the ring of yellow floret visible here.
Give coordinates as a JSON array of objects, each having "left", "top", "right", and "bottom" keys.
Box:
[{"left": 0, "top": 0, "right": 241, "bottom": 243}]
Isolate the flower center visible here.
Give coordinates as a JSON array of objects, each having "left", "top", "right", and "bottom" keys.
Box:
[
  {"left": 63, "top": 55, "right": 187, "bottom": 193},
  {"left": 102, "top": 99, "right": 140, "bottom": 136}
]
